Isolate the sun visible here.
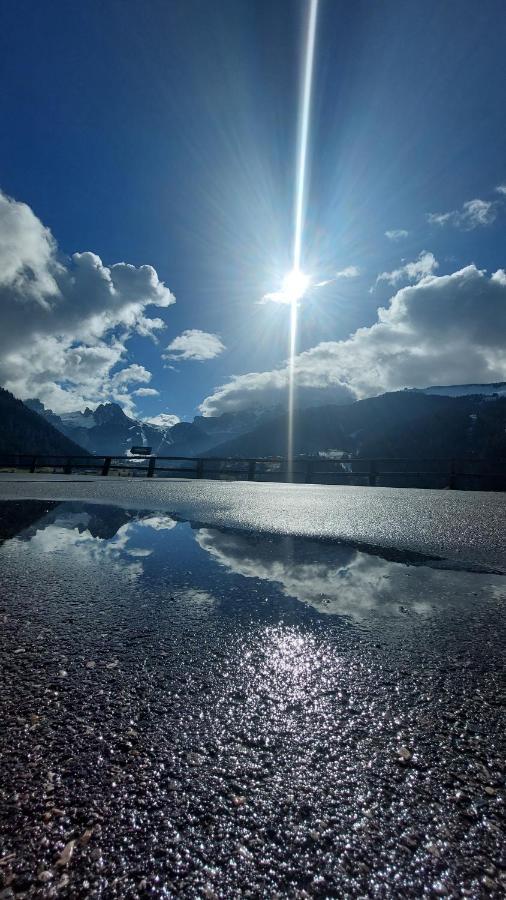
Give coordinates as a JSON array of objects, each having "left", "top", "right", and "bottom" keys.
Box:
[{"left": 281, "top": 268, "right": 310, "bottom": 304}]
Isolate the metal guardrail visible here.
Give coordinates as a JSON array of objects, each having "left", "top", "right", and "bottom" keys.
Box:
[{"left": 0, "top": 453, "right": 504, "bottom": 489}]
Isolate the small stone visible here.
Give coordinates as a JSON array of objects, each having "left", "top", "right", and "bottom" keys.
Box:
[
  {"left": 186, "top": 752, "right": 205, "bottom": 766},
  {"left": 403, "top": 834, "right": 418, "bottom": 849},
  {"left": 38, "top": 870, "right": 53, "bottom": 883},
  {"left": 231, "top": 795, "right": 245, "bottom": 807},
  {"left": 56, "top": 839, "right": 75, "bottom": 867},
  {"left": 79, "top": 828, "right": 94, "bottom": 846},
  {"left": 398, "top": 746, "right": 412, "bottom": 762},
  {"left": 85, "top": 661, "right": 96, "bottom": 669},
  {"left": 484, "top": 786, "right": 497, "bottom": 796}
]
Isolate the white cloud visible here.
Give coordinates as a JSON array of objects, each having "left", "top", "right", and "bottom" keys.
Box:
[
  {"left": 133, "top": 387, "right": 160, "bottom": 397},
  {"left": 195, "top": 528, "right": 446, "bottom": 621},
  {"left": 376, "top": 251, "right": 438, "bottom": 286},
  {"left": 200, "top": 363, "right": 354, "bottom": 416},
  {"left": 335, "top": 265, "right": 360, "bottom": 278},
  {"left": 137, "top": 515, "right": 178, "bottom": 530},
  {"left": 164, "top": 329, "right": 225, "bottom": 362},
  {"left": 385, "top": 229, "right": 409, "bottom": 241},
  {"left": 200, "top": 264, "right": 506, "bottom": 415},
  {"left": 144, "top": 413, "right": 180, "bottom": 428},
  {"left": 495, "top": 184, "right": 506, "bottom": 196},
  {"left": 0, "top": 189, "right": 175, "bottom": 413},
  {"left": 428, "top": 198, "right": 497, "bottom": 230}
]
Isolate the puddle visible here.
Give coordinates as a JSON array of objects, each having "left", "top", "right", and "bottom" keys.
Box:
[{"left": 0, "top": 500, "right": 504, "bottom": 643}]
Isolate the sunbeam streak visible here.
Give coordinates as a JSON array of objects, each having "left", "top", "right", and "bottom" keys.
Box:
[
  {"left": 293, "top": 0, "right": 319, "bottom": 273},
  {"left": 288, "top": 0, "right": 319, "bottom": 481}
]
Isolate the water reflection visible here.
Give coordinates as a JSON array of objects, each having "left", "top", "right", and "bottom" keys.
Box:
[
  {"left": 194, "top": 527, "right": 503, "bottom": 621},
  {"left": 0, "top": 501, "right": 504, "bottom": 626},
  {"left": 11, "top": 504, "right": 154, "bottom": 581}
]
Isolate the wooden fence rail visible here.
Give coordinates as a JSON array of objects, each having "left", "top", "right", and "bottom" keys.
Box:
[{"left": 0, "top": 453, "right": 505, "bottom": 490}]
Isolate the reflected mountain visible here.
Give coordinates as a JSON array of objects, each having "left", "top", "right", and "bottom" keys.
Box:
[
  {"left": 2, "top": 502, "right": 179, "bottom": 583},
  {"left": 0, "top": 500, "right": 59, "bottom": 544}
]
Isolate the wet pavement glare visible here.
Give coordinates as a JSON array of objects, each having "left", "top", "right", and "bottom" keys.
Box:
[{"left": 0, "top": 500, "right": 504, "bottom": 898}]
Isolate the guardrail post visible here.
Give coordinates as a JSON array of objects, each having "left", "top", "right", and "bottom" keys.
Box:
[
  {"left": 247, "top": 460, "right": 256, "bottom": 481},
  {"left": 368, "top": 460, "right": 377, "bottom": 487},
  {"left": 30, "top": 456, "right": 37, "bottom": 474},
  {"left": 64, "top": 457, "right": 72, "bottom": 475},
  {"left": 147, "top": 456, "right": 156, "bottom": 478},
  {"left": 305, "top": 462, "right": 312, "bottom": 484},
  {"left": 196, "top": 459, "right": 204, "bottom": 479},
  {"left": 449, "top": 459, "right": 456, "bottom": 490},
  {"left": 101, "top": 456, "right": 112, "bottom": 477}
]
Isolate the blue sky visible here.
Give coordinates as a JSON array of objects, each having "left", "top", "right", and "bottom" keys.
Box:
[{"left": 1, "top": 0, "right": 506, "bottom": 422}]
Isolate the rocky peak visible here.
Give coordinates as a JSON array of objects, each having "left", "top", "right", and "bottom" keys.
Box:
[{"left": 92, "top": 403, "right": 131, "bottom": 426}]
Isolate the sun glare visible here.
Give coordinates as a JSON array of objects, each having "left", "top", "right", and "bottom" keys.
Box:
[{"left": 282, "top": 268, "right": 310, "bottom": 304}]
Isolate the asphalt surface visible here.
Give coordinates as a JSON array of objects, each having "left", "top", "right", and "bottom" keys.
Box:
[
  {"left": 0, "top": 475, "right": 505, "bottom": 571},
  {"left": 0, "top": 488, "right": 504, "bottom": 898}
]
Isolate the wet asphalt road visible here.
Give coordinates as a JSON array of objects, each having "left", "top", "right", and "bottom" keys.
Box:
[
  {"left": 0, "top": 487, "right": 504, "bottom": 898},
  {"left": 0, "top": 476, "right": 505, "bottom": 571}
]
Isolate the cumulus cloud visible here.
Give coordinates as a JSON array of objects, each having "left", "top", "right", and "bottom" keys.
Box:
[
  {"left": 428, "top": 198, "right": 497, "bottom": 230},
  {"left": 144, "top": 413, "right": 180, "bottom": 427},
  {"left": 0, "top": 189, "right": 175, "bottom": 413},
  {"left": 376, "top": 251, "right": 438, "bottom": 286},
  {"left": 133, "top": 387, "right": 160, "bottom": 397},
  {"left": 200, "top": 363, "right": 354, "bottom": 416},
  {"left": 200, "top": 264, "right": 506, "bottom": 415},
  {"left": 163, "top": 329, "right": 225, "bottom": 362},
  {"left": 495, "top": 184, "right": 506, "bottom": 196},
  {"left": 385, "top": 229, "right": 409, "bottom": 241},
  {"left": 335, "top": 265, "right": 360, "bottom": 278}
]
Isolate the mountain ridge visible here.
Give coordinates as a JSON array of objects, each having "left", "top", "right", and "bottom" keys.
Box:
[
  {"left": 0, "top": 388, "right": 87, "bottom": 456},
  {"left": 203, "top": 390, "right": 506, "bottom": 460},
  {"left": 25, "top": 399, "right": 261, "bottom": 457},
  {"left": 22, "top": 382, "right": 506, "bottom": 461}
]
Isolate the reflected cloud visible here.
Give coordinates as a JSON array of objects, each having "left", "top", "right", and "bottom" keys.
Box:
[
  {"left": 177, "top": 589, "right": 216, "bottom": 609},
  {"left": 137, "top": 515, "right": 178, "bottom": 531},
  {"left": 194, "top": 527, "right": 501, "bottom": 621},
  {"left": 3, "top": 501, "right": 503, "bottom": 628},
  {"left": 27, "top": 521, "right": 146, "bottom": 580},
  {"left": 11, "top": 504, "right": 180, "bottom": 581}
]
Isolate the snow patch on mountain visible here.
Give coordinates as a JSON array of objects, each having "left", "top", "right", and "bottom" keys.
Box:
[
  {"left": 59, "top": 409, "right": 97, "bottom": 429},
  {"left": 411, "top": 383, "right": 506, "bottom": 398}
]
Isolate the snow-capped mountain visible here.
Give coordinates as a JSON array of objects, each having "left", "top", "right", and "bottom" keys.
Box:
[
  {"left": 25, "top": 382, "right": 506, "bottom": 461},
  {"left": 24, "top": 400, "right": 262, "bottom": 457}
]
